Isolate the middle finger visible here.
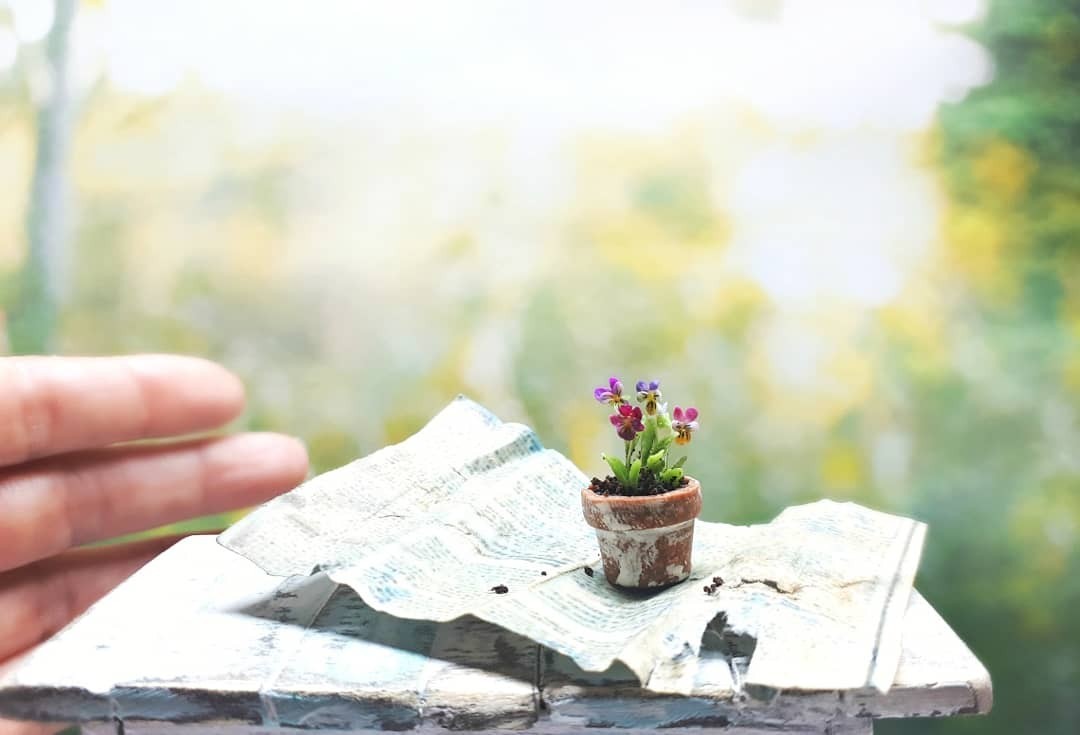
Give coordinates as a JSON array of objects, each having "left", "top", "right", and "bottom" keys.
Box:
[{"left": 0, "top": 433, "right": 307, "bottom": 573}]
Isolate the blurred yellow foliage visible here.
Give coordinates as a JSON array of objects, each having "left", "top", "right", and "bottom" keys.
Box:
[
  {"left": 879, "top": 296, "right": 949, "bottom": 377},
  {"left": 972, "top": 138, "right": 1037, "bottom": 202},
  {"left": 590, "top": 214, "right": 691, "bottom": 282},
  {"left": 701, "top": 277, "right": 767, "bottom": 338},
  {"left": 1063, "top": 354, "right": 1080, "bottom": 395},
  {"left": 223, "top": 215, "right": 284, "bottom": 285},
  {"left": 944, "top": 206, "right": 1013, "bottom": 300},
  {"left": 0, "top": 124, "right": 32, "bottom": 269},
  {"left": 819, "top": 441, "right": 865, "bottom": 495},
  {"left": 306, "top": 427, "right": 360, "bottom": 475},
  {"left": 827, "top": 347, "right": 874, "bottom": 409},
  {"left": 563, "top": 401, "right": 603, "bottom": 476}
]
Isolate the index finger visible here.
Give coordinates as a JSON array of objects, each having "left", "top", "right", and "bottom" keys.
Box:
[{"left": 0, "top": 355, "right": 246, "bottom": 467}]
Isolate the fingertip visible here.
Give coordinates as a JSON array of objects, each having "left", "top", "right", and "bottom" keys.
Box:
[
  {"left": 244, "top": 432, "right": 310, "bottom": 502},
  {"left": 274, "top": 434, "right": 311, "bottom": 486},
  {"left": 203, "top": 432, "right": 310, "bottom": 504},
  {"left": 210, "top": 364, "right": 247, "bottom": 419},
  {"left": 127, "top": 354, "right": 247, "bottom": 424}
]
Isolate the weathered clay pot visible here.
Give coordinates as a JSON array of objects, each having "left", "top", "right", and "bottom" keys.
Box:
[{"left": 580, "top": 477, "right": 702, "bottom": 588}]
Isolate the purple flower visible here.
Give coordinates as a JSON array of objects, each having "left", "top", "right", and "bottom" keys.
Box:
[
  {"left": 593, "top": 377, "right": 627, "bottom": 406},
  {"left": 672, "top": 406, "right": 699, "bottom": 445},
  {"left": 635, "top": 379, "right": 663, "bottom": 415},
  {"left": 610, "top": 404, "right": 645, "bottom": 441}
]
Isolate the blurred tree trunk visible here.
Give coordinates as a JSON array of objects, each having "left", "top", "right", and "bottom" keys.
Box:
[{"left": 7, "top": 0, "right": 77, "bottom": 355}]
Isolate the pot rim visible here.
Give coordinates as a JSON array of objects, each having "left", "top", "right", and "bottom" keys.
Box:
[
  {"left": 581, "top": 476, "right": 702, "bottom": 531},
  {"left": 581, "top": 475, "right": 701, "bottom": 506}
]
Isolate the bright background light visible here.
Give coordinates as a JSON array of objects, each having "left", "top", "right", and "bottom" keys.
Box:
[
  {"left": 0, "top": 0, "right": 997, "bottom": 444},
  {"left": 9, "top": 0, "right": 54, "bottom": 43},
  {"left": 9, "top": 0, "right": 989, "bottom": 428},
  {"left": 81, "top": 1, "right": 990, "bottom": 133},
  {"left": 0, "top": 27, "right": 16, "bottom": 72}
]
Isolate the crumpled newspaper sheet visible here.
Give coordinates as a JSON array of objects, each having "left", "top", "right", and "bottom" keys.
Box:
[{"left": 219, "top": 397, "right": 926, "bottom": 695}]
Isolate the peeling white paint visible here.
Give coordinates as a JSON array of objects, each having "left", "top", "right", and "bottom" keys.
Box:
[{"left": 593, "top": 522, "right": 693, "bottom": 587}]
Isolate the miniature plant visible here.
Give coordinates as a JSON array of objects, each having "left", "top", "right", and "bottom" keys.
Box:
[{"left": 590, "top": 377, "right": 699, "bottom": 496}]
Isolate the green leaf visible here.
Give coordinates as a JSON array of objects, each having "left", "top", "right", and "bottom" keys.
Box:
[
  {"left": 655, "top": 436, "right": 674, "bottom": 454},
  {"left": 628, "top": 459, "right": 642, "bottom": 488},
  {"left": 646, "top": 450, "right": 666, "bottom": 473},
  {"left": 661, "top": 467, "right": 684, "bottom": 485},
  {"left": 604, "top": 454, "right": 629, "bottom": 484},
  {"left": 672, "top": 455, "right": 687, "bottom": 470},
  {"left": 639, "top": 421, "right": 657, "bottom": 464}
]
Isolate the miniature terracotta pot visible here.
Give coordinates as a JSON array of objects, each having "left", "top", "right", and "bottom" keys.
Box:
[{"left": 580, "top": 477, "right": 702, "bottom": 589}]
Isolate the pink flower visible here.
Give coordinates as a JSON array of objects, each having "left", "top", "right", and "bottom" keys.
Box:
[
  {"left": 610, "top": 404, "right": 645, "bottom": 441},
  {"left": 672, "top": 406, "right": 699, "bottom": 445}
]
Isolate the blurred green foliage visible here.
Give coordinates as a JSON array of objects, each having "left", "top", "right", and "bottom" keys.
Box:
[
  {"left": 0, "top": 1, "right": 1078, "bottom": 734},
  {"left": 879, "top": 2, "right": 1080, "bottom": 733}
]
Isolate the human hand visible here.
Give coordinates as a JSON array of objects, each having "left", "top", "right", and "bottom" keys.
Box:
[{"left": 0, "top": 355, "right": 309, "bottom": 735}]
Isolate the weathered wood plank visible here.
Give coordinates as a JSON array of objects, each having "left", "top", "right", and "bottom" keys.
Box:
[
  {"left": 0, "top": 537, "right": 538, "bottom": 730},
  {"left": 2, "top": 536, "right": 988, "bottom": 732},
  {"left": 542, "top": 589, "right": 990, "bottom": 728},
  {"left": 82, "top": 720, "right": 873, "bottom": 734},
  {"left": 261, "top": 589, "right": 538, "bottom": 731},
  {"left": 0, "top": 535, "right": 337, "bottom": 725},
  {"left": 755, "top": 586, "right": 992, "bottom": 723}
]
